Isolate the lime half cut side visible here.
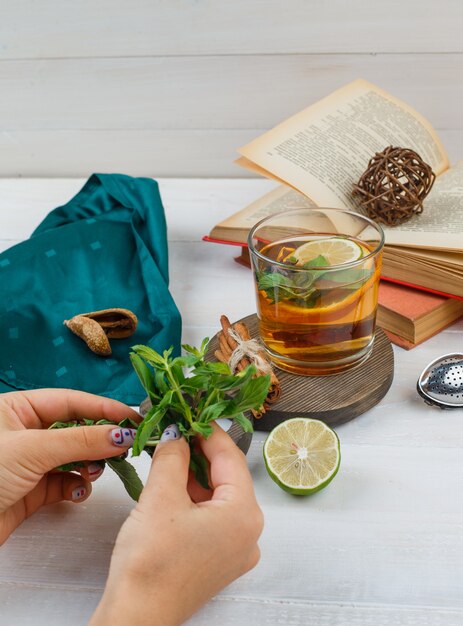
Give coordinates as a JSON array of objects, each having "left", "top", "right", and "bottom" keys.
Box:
[
  {"left": 292, "top": 237, "right": 363, "bottom": 267},
  {"left": 263, "top": 418, "right": 340, "bottom": 495}
]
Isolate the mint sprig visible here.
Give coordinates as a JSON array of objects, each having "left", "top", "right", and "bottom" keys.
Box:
[
  {"left": 130, "top": 340, "right": 270, "bottom": 460},
  {"left": 257, "top": 254, "right": 373, "bottom": 306},
  {"left": 49, "top": 339, "right": 271, "bottom": 500}
]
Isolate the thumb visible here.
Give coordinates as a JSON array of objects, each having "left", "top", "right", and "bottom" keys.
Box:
[
  {"left": 142, "top": 424, "right": 190, "bottom": 506},
  {"left": 17, "top": 425, "right": 138, "bottom": 473}
]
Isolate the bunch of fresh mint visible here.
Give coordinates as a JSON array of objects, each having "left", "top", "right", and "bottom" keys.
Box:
[{"left": 50, "top": 339, "right": 271, "bottom": 501}]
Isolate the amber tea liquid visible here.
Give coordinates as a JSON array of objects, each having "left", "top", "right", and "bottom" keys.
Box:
[{"left": 254, "top": 235, "right": 382, "bottom": 375}]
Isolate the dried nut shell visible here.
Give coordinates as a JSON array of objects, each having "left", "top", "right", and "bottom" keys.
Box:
[
  {"left": 64, "top": 316, "right": 112, "bottom": 356},
  {"left": 80, "top": 308, "right": 138, "bottom": 338}
]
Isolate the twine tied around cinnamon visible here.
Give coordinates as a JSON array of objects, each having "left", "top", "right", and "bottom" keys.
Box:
[
  {"left": 227, "top": 327, "right": 273, "bottom": 376},
  {"left": 214, "top": 315, "right": 281, "bottom": 418}
]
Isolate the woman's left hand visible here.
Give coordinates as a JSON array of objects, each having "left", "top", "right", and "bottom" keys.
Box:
[{"left": 0, "top": 389, "right": 139, "bottom": 544}]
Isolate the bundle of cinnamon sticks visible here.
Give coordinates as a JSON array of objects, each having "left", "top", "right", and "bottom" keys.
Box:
[{"left": 214, "top": 315, "right": 281, "bottom": 418}]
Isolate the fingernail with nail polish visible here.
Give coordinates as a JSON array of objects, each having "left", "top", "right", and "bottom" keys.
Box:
[
  {"left": 111, "top": 428, "right": 137, "bottom": 446},
  {"left": 72, "top": 486, "right": 87, "bottom": 501},
  {"left": 160, "top": 424, "right": 181, "bottom": 442},
  {"left": 87, "top": 463, "right": 104, "bottom": 477}
]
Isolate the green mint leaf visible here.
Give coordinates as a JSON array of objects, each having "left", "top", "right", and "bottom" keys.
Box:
[
  {"left": 233, "top": 412, "right": 254, "bottom": 433},
  {"left": 130, "top": 352, "right": 157, "bottom": 400},
  {"left": 191, "top": 422, "right": 214, "bottom": 437},
  {"left": 258, "top": 270, "right": 317, "bottom": 303},
  {"left": 106, "top": 457, "right": 144, "bottom": 501},
  {"left": 324, "top": 267, "right": 373, "bottom": 286},
  {"left": 199, "top": 337, "right": 210, "bottom": 355},
  {"left": 211, "top": 373, "right": 251, "bottom": 392},
  {"left": 118, "top": 417, "right": 140, "bottom": 429},
  {"left": 180, "top": 374, "right": 210, "bottom": 393},
  {"left": 302, "top": 254, "right": 329, "bottom": 268},
  {"left": 232, "top": 375, "right": 271, "bottom": 412},
  {"left": 182, "top": 338, "right": 209, "bottom": 359},
  {"left": 49, "top": 421, "right": 78, "bottom": 429},
  {"left": 163, "top": 347, "right": 174, "bottom": 361},
  {"left": 154, "top": 369, "right": 169, "bottom": 395},
  {"left": 182, "top": 343, "right": 199, "bottom": 356},
  {"left": 192, "top": 361, "right": 231, "bottom": 376},
  {"left": 208, "top": 364, "right": 257, "bottom": 392},
  {"left": 170, "top": 362, "right": 186, "bottom": 385},
  {"left": 172, "top": 355, "right": 199, "bottom": 369},
  {"left": 258, "top": 272, "right": 294, "bottom": 291},
  {"left": 131, "top": 345, "right": 166, "bottom": 368},
  {"left": 199, "top": 400, "right": 232, "bottom": 423},
  {"left": 133, "top": 404, "right": 167, "bottom": 455}
]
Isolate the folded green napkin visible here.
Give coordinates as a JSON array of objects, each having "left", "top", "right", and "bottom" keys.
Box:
[{"left": 0, "top": 174, "right": 181, "bottom": 404}]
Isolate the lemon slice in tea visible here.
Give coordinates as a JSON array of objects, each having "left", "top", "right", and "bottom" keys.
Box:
[
  {"left": 263, "top": 418, "right": 340, "bottom": 495},
  {"left": 292, "top": 237, "right": 363, "bottom": 266}
]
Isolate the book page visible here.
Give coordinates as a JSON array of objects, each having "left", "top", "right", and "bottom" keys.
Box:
[
  {"left": 384, "top": 161, "right": 463, "bottom": 250},
  {"left": 238, "top": 79, "right": 449, "bottom": 211},
  {"left": 384, "top": 250, "right": 463, "bottom": 276},
  {"left": 381, "top": 252, "right": 463, "bottom": 298},
  {"left": 387, "top": 246, "right": 463, "bottom": 269},
  {"left": 214, "top": 185, "right": 317, "bottom": 230},
  {"left": 210, "top": 184, "right": 372, "bottom": 245},
  {"left": 234, "top": 158, "right": 294, "bottom": 187}
]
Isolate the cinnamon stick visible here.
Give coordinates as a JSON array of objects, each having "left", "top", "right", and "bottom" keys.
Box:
[
  {"left": 218, "top": 333, "right": 232, "bottom": 359},
  {"left": 219, "top": 316, "right": 249, "bottom": 371},
  {"left": 214, "top": 349, "right": 227, "bottom": 364},
  {"left": 214, "top": 315, "right": 282, "bottom": 418}
]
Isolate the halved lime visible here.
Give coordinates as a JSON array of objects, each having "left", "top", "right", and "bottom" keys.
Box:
[
  {"left": 263, "top": 418, "right": 340, "bottom": 495},
  {"left": 292, "top": 237, "right": 363, "bottom": 266}
]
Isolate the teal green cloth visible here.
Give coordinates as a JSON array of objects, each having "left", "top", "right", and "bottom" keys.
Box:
[{"left": 0, "top": 174, "right": 181, "bottom": 404}]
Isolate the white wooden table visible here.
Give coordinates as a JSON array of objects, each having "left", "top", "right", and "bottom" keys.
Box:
[{"left": 1, "top": 178, "right": 463, "bottom": 625}]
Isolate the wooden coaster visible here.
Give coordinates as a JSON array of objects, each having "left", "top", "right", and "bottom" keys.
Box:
[{"left": 206, "top": 313, "right": 394, "bottom": 431}]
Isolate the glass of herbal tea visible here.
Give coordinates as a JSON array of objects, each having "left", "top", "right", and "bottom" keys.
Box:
[{"left": 248, "top": 208, "right": 384, "bottom": 375}]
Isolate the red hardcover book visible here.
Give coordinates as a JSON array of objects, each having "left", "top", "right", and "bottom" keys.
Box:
[{"left": 376, "top": 282, "right": 463, "bottom": 347}]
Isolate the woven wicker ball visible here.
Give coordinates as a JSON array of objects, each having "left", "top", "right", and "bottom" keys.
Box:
[{"left": 353, "top": 146, "right": 436, "bottom": 226}]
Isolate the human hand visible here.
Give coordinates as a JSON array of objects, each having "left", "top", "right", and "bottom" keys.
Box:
[
  {"left": 0, "top": 389, "right": 139, "bottom": 544},
  {"left": 90, "top": 423, "right": 264, "bottom": 626}
]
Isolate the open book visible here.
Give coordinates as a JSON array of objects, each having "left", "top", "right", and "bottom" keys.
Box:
[{"left": 205, "top": 80, "right": 463, "bottom": 299}]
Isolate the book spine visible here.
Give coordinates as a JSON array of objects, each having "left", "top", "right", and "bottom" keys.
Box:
[{"left": 202, "top": 236, "right": 247, "bottom": 247}]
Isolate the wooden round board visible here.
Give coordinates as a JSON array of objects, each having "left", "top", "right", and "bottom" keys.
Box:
[{"left": 206, "top": 313, "right": 394, "bottom": 430}]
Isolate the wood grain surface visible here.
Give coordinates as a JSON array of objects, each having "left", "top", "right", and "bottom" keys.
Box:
[
  {"left": 1, "top": 0, "right": 462, "bottom": 176},
  {"left": 2, "top": 0, "right": 463, "bottom": 57},
  {"left": 1, "top": 178, "right": 463, "bottom": 626}
]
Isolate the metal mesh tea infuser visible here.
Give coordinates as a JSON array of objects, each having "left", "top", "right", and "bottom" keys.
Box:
[{"left": 417, "top": 353, "right": 463, "bottom": 409}]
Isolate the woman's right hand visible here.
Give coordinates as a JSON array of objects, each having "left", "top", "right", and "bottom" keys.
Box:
[{"left": 90, "top": 423, "right": 264, "bottom": 626}]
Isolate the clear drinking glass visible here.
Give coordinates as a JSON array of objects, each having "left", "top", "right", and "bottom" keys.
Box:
[{"left": 248, "top": 208, "right": 384, "bottom": 375}]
